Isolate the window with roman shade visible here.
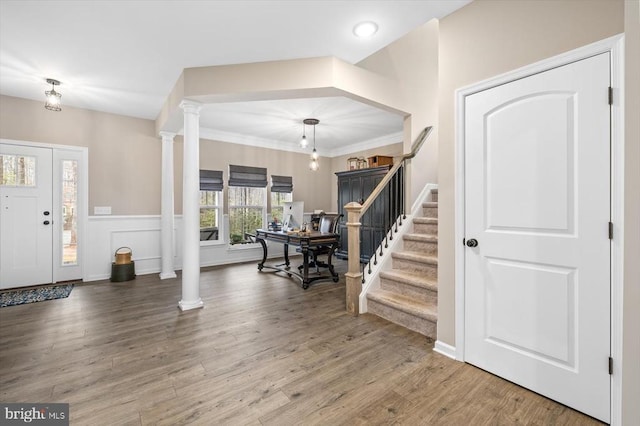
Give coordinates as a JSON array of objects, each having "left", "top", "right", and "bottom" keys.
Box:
[
  {"left": 200, "top": 170, "right": 223, "bottom": 192},
  {"left": 270, "top": 175, "right": 293, "bottom": 223},
  {"left": 270, "top": 175, "right": 293, "bottom": 193},
  {"left": 228, "top": 165, "right": 268, "bottom": 188},
  {"left": 228, "top": 165, "right": 267, "bottom": 244},
  {"left": 199, "top": 170, "right": 223, "bottom": 242}
]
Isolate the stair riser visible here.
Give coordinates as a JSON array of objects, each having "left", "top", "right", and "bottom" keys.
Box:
[
  {"left": 422, "top": 207, "right": 438, "bottom": 218},
  {"left": 392, "top": 257, "right": 438, "bottom": 278},
  {"left": 380, "top": 278, "right": 438, "bottom": 304},
  {"left": 413, "top": 222, "right": 438, "bottom": 235},
  {"left": 403, "top": 239, "right": 438, "bottom": 256},
  {"left": 431, "top": 193, "right": 438, "bottom": 202},
  {"left": 367, "top": 299, "right": 437, "bottom": 338}
]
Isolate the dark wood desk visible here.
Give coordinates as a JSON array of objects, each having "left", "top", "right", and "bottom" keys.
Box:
[{"left": 249, "top": 229, "right": 340, "bottom": 289}]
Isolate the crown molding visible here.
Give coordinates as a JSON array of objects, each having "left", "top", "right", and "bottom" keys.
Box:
[
  {"left": 197, "top": 127, "right": 309, "bottom": 155},
  {"left": 325, "top": 131, "right": 403, "bottom": 157},
  {"left": 189, "top": 127, "right": 403, "bottom": 158}
]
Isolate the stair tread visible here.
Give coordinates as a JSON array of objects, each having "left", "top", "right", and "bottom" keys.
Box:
[
  {"left": 368, "top": 289, "right": 437, "bottom": 321},
  {"left": 392, "top": 251, "right": 438, "bottom": 264},
  {"left": 380, "top": 269, "right": 438, "bottom": 291},
  {"left": 404, "top": 233, "right": 437, "bottom": 242},
  {"left": 422, "top": 201, "right": 438, "bottom": 208},
  {"left": 413, "top": 217, "right": 438, "bottom": 224}
]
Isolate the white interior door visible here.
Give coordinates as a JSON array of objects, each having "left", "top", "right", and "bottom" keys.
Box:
[
  {"left": 464, "top": 53, "right": 611, "bottom": 422},
  {"left": 0, "top": 144, "right": 53, "bottom": 288}
]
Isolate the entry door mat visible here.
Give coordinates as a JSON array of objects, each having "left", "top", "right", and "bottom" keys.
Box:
[{"left": 0, "top": 283, "right": 74, "bottom": 307}]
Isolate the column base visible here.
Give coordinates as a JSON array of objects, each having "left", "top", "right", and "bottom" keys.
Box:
[
  {"left": 160, "top": 271, "right": 177, "bottom": 280},
  {"left": 178, "top": 298, "right": 204, "bottom": 311}
]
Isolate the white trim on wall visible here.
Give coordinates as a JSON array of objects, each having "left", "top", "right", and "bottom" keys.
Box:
[
  {"left": 434, "top": 340, "right": 457, "bottom": 360},
  {"left": 85, "top": 215, "right": 288, "bottom": 281},
  {"left": 454, "top": 34, "right": 625, "bottom": 424}
]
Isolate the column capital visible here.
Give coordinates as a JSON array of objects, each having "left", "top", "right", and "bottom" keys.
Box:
[
  {"left": 179, "top": 100, "right": 202, "bottom": 114},
  {"left": 159, "top": 131, "right": 176, "bottom": 141}
]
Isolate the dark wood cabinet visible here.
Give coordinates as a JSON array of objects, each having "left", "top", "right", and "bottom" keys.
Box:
[{"left": 335, "top": 165, "right": 394, "bottom": 262}]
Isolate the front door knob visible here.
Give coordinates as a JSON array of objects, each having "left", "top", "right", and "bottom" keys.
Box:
[
  {"left": 466, "top": 238, "right": 478, "bottom": 247},
  {"left": 43, "top": 220, "right": 50, "bottom": 225}
]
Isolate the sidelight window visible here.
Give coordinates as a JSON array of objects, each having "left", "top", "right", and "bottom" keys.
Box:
[{"left": 61, "top": 160, "right": 78, "bottom": 265}]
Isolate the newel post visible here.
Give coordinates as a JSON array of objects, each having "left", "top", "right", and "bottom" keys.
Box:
[{"left": 345, "top": 202, "right": 363, "bottom": 316}]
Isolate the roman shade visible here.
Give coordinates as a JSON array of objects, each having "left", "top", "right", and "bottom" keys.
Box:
[
  {"left": 199, "top": 170, "right": 223, "bottom": 191},
  {"left": 228, "top": 165, "right": 268, "bottom": 187},
  {"left": 270, "top": 175, "right": 293, "bottom": 193}
]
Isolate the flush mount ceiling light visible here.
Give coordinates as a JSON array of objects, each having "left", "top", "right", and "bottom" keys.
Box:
[
  {"left": 353, "top": 21, "right": 378, "bottom": 38},
  {"left": 302, "top": 118, "right": 320, "bottom": 171},
  {"left": 44, "top": 78, "right": 62, "bottom": 111}
]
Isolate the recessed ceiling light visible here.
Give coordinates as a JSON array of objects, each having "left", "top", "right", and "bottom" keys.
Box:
[{"left": 353, "top": 21, "right": 378, "bottom": 38}]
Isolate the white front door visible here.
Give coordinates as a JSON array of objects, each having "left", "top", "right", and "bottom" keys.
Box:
[
  {"left": 464, "top": 53, "right": 611, "bottom": 422},
  {"left": 0, "top": 144, "right": 53, "bottom": 288}
]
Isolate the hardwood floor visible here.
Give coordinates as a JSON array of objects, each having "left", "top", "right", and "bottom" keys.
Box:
[{"left": 0, "top": 260, "right": 602, "bottom": 425}]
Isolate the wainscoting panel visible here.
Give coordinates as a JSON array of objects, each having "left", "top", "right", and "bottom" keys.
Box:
[{"left": 86, "top": 215, "right": 286, "bottom": 282}]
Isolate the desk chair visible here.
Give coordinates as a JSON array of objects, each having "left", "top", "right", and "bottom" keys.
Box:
[{"left": 298, "top": 213, "right": 342, "bottom": 273}]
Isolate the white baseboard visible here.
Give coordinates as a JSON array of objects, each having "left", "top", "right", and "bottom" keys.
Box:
[{"left": 433, "top": 340, "right": 458, "bottom": 360}]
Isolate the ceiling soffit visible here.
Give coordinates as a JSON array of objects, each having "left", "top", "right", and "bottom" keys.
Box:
[{"left": 156, "top": 57, "right": 410, "bottom": 152}]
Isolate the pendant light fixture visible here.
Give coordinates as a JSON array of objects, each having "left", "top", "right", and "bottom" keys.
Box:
[
  {"left": 300, "top": 123, "right": 308, "bottom": 148},
  {"left": 303, "top": 118, "right": 320, "bottom": 171},
  {"left": 44, "top": 78, "right": 62, "bottom": 111}
]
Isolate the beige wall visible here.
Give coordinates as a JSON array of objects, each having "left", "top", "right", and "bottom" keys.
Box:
[
  {"left": 0, "top": 95, "right": 161, "bottom": 215},
  {"left": 173, "top": 136, "right": 333, "bottom": 215},
  {"left": 622, "top": 1, "right": 640, "bottom": 423},
  {"left": 0, "top": 95, "right": 335, "bottom": 217},
  {"left": 357, "top": 20, "right": 440, "bottom": 203},
  {"left": 437, "top": 0, "right": 624, "bottom": 348},
  {"left": 329, "top": 142, "right": 403, "bottom": 211}
]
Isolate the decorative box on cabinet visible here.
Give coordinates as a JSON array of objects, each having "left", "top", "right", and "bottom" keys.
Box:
[
  {"left": 335, "top": 165, "right": 396, "bottom": 262},
  {"left": 367, "top": 155, "right": 394, "bottom": 168}
]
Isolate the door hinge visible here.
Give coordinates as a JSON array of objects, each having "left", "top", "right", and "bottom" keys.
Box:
[
  {"left": 609, "top": 222, "right": 614, "bottom": 240},
  {"left": 609, "top": 357, "right": 613, "bottom": 375},
  {"left": 608, "top": 86, "right": 613, "bottom": 105}
]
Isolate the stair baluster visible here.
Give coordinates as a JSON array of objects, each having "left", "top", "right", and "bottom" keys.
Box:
[{"left": 344, "top": 126, "right": 432, "bottom": 316}]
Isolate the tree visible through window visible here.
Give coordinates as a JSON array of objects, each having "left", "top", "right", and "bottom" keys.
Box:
[
  {"left": 271, "top": 192, "right": 292, "bottom": 222},
  {"left": 62, "top": 160, "right": 78, "bottom": 264},
  {"left": 228, "top": 186, "right": 265, "bottom": 244},
  {"left": 200, "top": 190, "right": 220, "bottom": 241},
  {"left": 0, "top": 155, "right": 36, "bottom": 186},
  {"left": 228, "top": 165, "right": 267, "bottom": 244},
  {"left": 199, "top": 170, "right": 223, "bottom": 242}
]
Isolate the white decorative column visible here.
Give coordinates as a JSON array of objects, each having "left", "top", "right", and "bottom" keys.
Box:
[
  {"left": 178, "top": 100, "right": 204, "bottom": 311},
  {"left": 159, "top": 131, "right": 177, "bottom": 280}
]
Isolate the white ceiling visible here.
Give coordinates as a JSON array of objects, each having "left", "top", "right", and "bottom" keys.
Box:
[{"left": 0, "top": 0, "right": 470, "bottom": 154}]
